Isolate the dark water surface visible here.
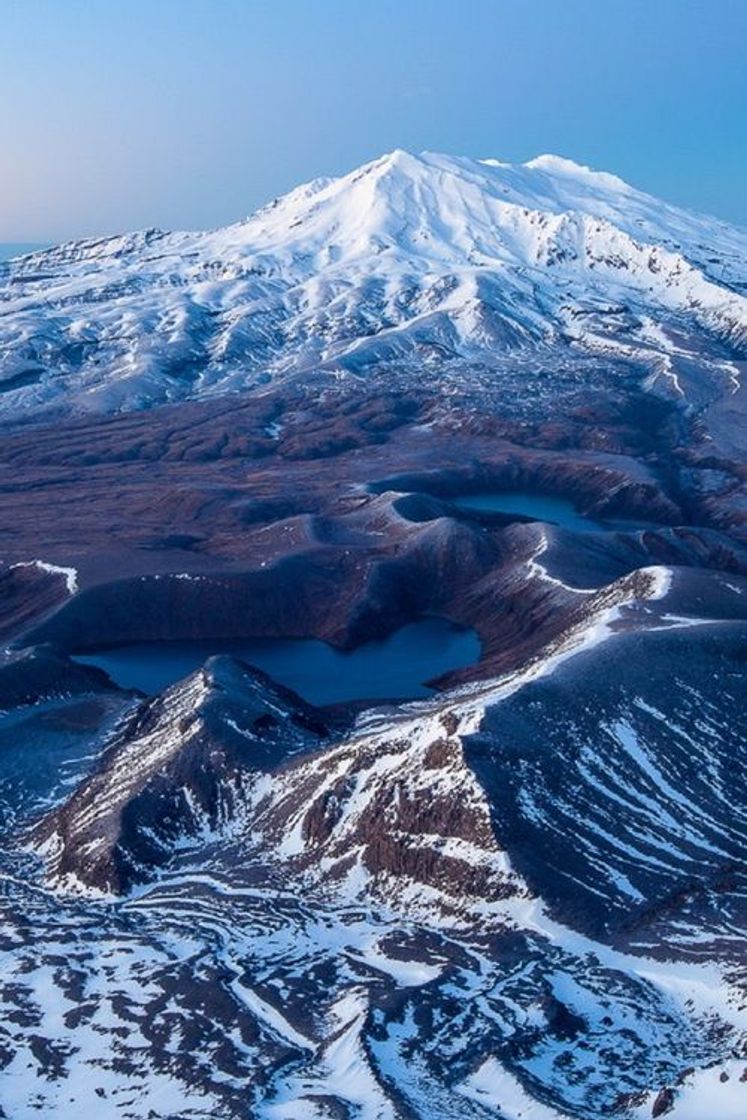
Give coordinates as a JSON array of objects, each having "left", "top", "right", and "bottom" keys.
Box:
[
  {"left": 74, "top": 617, "right": 481, "bottom": 705},
  {"left": 451, "top": 491, "right": 602, "bottom": 531}
]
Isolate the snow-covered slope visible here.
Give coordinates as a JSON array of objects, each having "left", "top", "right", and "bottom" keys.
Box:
[
  {"left": 5, "top": 571, "right": 746, "bottom": 1119},
  {"left": 1, "top": 149, "right": 745, "bottom": 416}
]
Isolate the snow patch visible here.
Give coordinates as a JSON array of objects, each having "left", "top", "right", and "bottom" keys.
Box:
[{"left": 10, "top": 559, "right": 78, "bottom": 594}]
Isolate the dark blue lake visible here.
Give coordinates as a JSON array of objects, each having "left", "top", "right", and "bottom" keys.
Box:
[
  {"left": 451, "top": 491, "right": 602, "bottom": 532},
  {"left": 74, "top": 617, "right": 481, "bottom": 705}
]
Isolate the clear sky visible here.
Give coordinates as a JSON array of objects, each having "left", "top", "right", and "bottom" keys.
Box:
[{"left": 2, "top": 0, "right": 745, "bottom": 241}]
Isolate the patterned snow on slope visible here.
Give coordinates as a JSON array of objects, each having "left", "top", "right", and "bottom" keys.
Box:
[
  {"left": 1, "top": 150, "right": 745, "bottom": 416},
  {"left": 1, "top": 563, "right": 741, "bottom": 1117}
]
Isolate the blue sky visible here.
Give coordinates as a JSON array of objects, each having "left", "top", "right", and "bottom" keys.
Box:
[{"left": 2, "top": 0, "right": 745, "bottom": 240}]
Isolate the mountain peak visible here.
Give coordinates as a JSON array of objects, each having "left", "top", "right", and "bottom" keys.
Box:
[
  {"left": 30, "top": 654, "right": 330, "bottom": 893},
  {"left": 1, "top": 146, "right": 745, "bottom": 417},
  {"left": 523, "top": 152, "right": 632, "bottom": 191},
  {"left": 376, "top": 146, "right": 419, "bottom": 165}
]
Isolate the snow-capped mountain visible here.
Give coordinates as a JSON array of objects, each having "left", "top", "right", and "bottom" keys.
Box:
[
  {"left": 0, "top": 148, "right": 745, "bottom": 1119},
  {"left": 1, "top": 149, "right": 745, "bottom": 416}
]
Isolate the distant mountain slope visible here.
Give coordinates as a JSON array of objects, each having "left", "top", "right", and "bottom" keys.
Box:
[{"left": 1, "top": 150, "right": 745, "bottom": 417}]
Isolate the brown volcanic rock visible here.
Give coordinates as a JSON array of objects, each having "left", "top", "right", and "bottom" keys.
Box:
[
  {"left": 243, "top": 706, "right": 525, "bottom": 916},
  {"left": 30, "top": 657, "right": 329, "bottom": 894},
  {"left": 652, "top": 1087, "right": 676, "bottom": 1117},
  {"left": 30, "top": 648, "right": 524, "bottom": 918},
  {"left": 371, "top": 454, "right": 684, "bottom": 526},
  {"left": 13, "top": 491, "right": 747, "bottom": 698},
  {"left": 0, "top": 563, "right": 74, "bottom": 643},
  {"left": 0, "top": 382, "right": 744, "bottom": 697},
  {"left": 0, "top": 643, "right": 120, "bottom": 708},
  {"left": 0, "top": 383, "right": 723, "bottom": 567}
]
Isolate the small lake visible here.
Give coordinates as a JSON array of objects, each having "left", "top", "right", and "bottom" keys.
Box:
[
  {"left": 450, "top": 491, "right": 602, "bottom": 532},
  {"left": 74, "top": 617, "right": 481, "bottom": 706}
]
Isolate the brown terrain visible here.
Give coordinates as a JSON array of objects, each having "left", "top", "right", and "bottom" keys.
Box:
[{"left": 0, "top": 378, "right": 745, "bottom": 695}]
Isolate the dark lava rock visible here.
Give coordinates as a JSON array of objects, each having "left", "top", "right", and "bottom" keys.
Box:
[
  {"left": 652, "top": 1086, "right": 675, "bottom": 1116},
  {"left": 30, "top": 656, "right": 329, "bottom": 893},
  {"left": 0, "top": 644, "right": 119, "bottom": 709}
]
